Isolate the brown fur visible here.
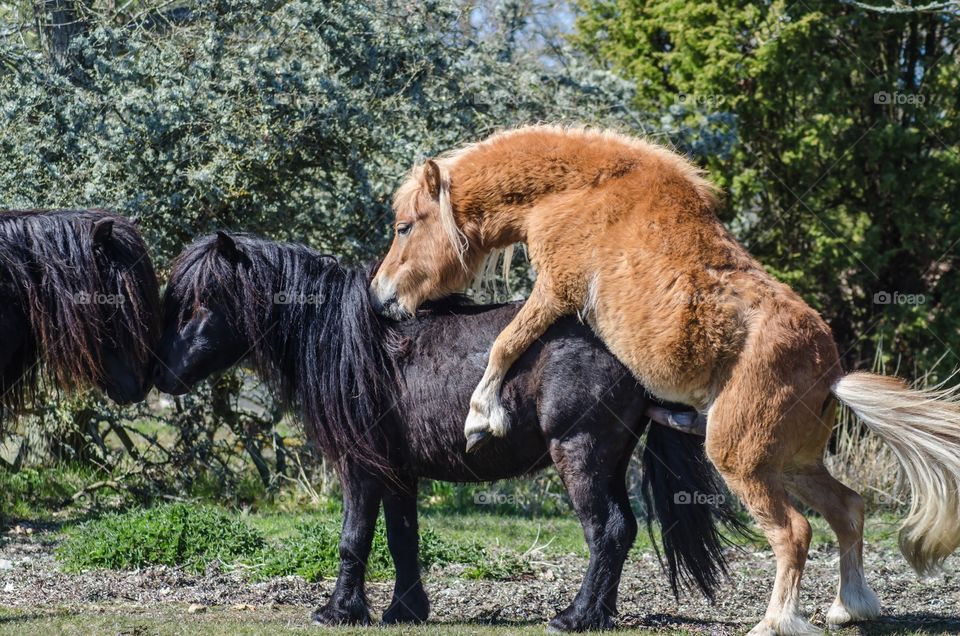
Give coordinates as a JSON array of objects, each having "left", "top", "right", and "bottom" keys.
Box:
[{"left": 371, "top": 125, "right": 960, "bottom": 635}]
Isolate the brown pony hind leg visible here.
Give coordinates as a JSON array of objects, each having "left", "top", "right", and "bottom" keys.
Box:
[
  {"left": 716, "top": 468, "right": 819, "bottom": 636},
  {"left": 465, "top": 282, "right": 568, "bottom": 452},
  {"left": 706, "top": 383, "right": 829, "bottom": 634},
  {"left": 786, "top": 463, "right": 880, "bottom": 626}
]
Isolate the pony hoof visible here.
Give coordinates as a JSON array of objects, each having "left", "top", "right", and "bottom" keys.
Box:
[
  {"left": 466, "top": 431, "right": 491, "bottom": 454},
  {"left": 547, "top": 607, "right": 614, "bottom": 632},
  {"left": 747, "top": 615, "right": 822, "bottom": 636},
  {"left": 826, "top": 583, "right": 880, "bottom": 626},
  {"left": 383, "top": 588, "right": 429, "bottom": 624},
  {"left": 311, "top": 601, "right": 371, "bottom": 626}
]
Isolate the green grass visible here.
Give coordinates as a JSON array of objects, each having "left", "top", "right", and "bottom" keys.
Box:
[
  {"left": 54, "top": 505, "right": 532, "bottom": 581},
  {"left": 419, "top": 511, "right": 595, "bottom": 557},
  {"left": 52, "top": 500, "right": 906, "bottom": 589},
  {"left": 0, "top": 465, "right": 136, "bottom": 521},
  {"left": 4, "top": 498, "right": 923, "bottom": 636},
  {"left": 57, "top": 503, "right": 266, "bottom": 573},
  {"left": 415, "top": 509, "right": 903, "bottom": 559},
  {"left": 0, "top": 606, "right": 953, "bottom": 636},
  {"left": 0, "top": 606, "right": 685, "bottom": 636},
  {"left": 251, "top": 517, "right": 525, "bottom": 581}
]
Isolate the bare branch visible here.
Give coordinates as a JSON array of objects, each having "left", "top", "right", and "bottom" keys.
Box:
[{"left": 841, "top": 0, "right": 960, "bottom": 14}]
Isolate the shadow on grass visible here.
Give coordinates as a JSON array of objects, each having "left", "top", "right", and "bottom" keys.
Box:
[
  {"left": 617, "top": 612, "right": 960, "bottom": 635},
  {"left": 622, "top": 612, "right": 741, "bottom": 631},
  {"left": 0, "top": 607, "right": 89, "bottom": 625},
  {"left": 856, "top": 614, "right": 960, "bottom": 634},
  {"left": 0, "top": 508, "right": 121, "bottom": 549}
]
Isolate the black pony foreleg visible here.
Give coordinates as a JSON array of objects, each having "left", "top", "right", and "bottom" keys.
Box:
[
  {"left": 382, "top": 480, "right": 430, "bottom": 624},
  {"left": 311, "top": 464, "right": 383, "bottom": 626}
]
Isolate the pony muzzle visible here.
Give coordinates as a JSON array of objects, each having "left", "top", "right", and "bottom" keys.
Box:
[
  {"left": 379, "top": 297, "right": 412, "bottom": 321},
  {"left": 369, "top": 275, "right": 411, "bottom": 320}
]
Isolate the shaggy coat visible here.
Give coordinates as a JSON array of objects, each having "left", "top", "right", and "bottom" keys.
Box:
[
  {"left": 371, "top": 125, "right": 960, "bottom": 636},
  {"left": 0, "top": 209, "right": 160, "bottom": 415},
  {"left": 154, "top": 233, "right": 749, "bottom": 630}
]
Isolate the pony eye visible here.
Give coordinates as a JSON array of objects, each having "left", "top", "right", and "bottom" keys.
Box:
[{"left": 396, "top": 223, "right": 412, "bottom": 236}]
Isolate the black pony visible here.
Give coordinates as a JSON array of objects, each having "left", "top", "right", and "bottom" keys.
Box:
[
  {"left": 0, "top": 209, "right": 160, "bottom": 417},
  {"left": 154, "top": 232, "right": 746, "bottom": 632}
]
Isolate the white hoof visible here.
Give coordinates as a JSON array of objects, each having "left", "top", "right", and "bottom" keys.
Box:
[
  {"left": 748, "top": 613, "right": 822, "bottom": 636},
  {"left": 825, "top": 585, "right": 880, "bottom": 626},
  {"left": 464, "top": 396, "right": 509, "bottom": 439},
  {"left": 746, "top": 621, "right": 777, "bottom": 636}
]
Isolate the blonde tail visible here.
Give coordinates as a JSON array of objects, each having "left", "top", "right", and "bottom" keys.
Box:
[{"left": 832, "top": 371, "right": 960, "bottom": 574}]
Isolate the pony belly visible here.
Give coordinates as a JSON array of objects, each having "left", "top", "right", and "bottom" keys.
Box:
[
  {"left": 579, "top": 262, "right": 752, "bottom": 412},
  {"left": 585, "top": 310, "right": 725, "bottom": 412}
]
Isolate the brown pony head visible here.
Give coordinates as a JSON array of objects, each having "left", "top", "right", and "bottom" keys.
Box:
[{"left": 370, "top": 159, "right": 482, "bottom": 319}]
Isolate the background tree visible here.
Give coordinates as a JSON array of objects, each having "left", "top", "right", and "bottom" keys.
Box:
[
  {"left": 0, "top": 0, "right": 725, "bottom": 495},
  {"left": 1, "top": 0, "right": 659, "bottom": 268},
  {"left": 575, "top": 0, "right": 960, "bottom": 374}
]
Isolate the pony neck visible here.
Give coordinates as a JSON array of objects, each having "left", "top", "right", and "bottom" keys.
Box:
[
  {"left": 250, "top": 252, "right": 351, "bottom": 394},
  {"left": 447, "top": 160, "right": 529, "bottom": 250},
  {"left": 443, "top": 125, "right": 718, "bottom": 251},
  {"left": 246, "top": 251, "right": 397, "bottom": 477}
]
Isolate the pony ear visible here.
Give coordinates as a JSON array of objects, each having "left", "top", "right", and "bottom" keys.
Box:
[
  {"left": 215, "top": 231, "right": 241, "bottom": 261},
  {"left": 424, "top": 159, "right": 443, "bottom": 199},
  {"left": 91, "top": 218, "right": 114, "bottom": 246}
]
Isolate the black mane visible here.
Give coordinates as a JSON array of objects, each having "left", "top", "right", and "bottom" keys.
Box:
[
  {"left": 166, "top": 234, "right": 399, "bottom": 476},
  {"left": 0, "top": 209, "right": 159, "bottom": 414}
]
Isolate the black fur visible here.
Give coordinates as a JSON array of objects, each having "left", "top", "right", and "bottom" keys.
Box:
[
  {"left": 160, "top": 232, "right": 396, "bottom": 478},
  {"left": 155, "top": 232, "right": 748, "bottom": 631},
  {"left": 643, "top": 426, "right": 753, "bottom": 599},
  {"left": 0, "top": 209, "right": 160, "bottom": 416}
]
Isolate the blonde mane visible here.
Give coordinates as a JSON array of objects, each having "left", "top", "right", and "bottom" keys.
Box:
[
  {"left": 394, "top": 162, "right": 470, "bottom": 272},
  {"left": 435, "top": 162, "right": 469, "bottom": 272}
]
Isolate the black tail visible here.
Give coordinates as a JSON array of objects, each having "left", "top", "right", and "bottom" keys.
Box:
[{"left": 640, "top": 423, "right": 754, "bottom": 600}]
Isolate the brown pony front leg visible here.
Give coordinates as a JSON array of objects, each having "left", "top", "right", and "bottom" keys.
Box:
[{"left": 465, "top": 285, "right": 566, "bottom": 452}]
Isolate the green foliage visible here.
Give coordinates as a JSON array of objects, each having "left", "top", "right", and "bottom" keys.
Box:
[
  {"left": 252, "top": 518, "right": 346, "bottom": 581},
  {"left": 55, "top": 502, "right": 531, "bottom": 581},
  {"left": 420, "top": 473, "right": 575, "bottom": 517},
  {"left": 253, "top": 516, "right": 528, "bottom": 581},
  {"left": 0, "top": 464, "right": 127, "bottom": 520},
  {"left": 0, "top": 0, "right": 676, "bottom": 493},
  {"left": 574, "top": 0, "right": 960, "bottom": 374},
  {"left": 57, "top": 503, "right": 266, "bottom": 572},
  {"left": 0, "top": 0, "right": 648, "bottom": 268}
]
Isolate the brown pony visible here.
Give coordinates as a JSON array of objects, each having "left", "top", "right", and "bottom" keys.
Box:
[{"left": 370, "top": 125, "right": 960, "bottom": 636}]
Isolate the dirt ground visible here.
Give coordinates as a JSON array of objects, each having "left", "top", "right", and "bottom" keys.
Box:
[{"left": 0, "top": 527, "right": 957, "bottom": 635}]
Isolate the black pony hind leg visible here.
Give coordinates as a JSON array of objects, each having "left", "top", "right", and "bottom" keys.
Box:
[
  {"left": 311, "top": 464, "right": 383, "bottom": 626},
  {"left": 548, "top": 436, "right": 639, "bottom": 632},
  {"left": 382, "top": 479, "right": 430, "bottom": 624}
]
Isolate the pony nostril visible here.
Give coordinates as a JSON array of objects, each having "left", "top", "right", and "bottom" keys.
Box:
[
  {"left": 369, "top": 286, "right": 390, "bottom": 314},
  {"left": 370, "top": 294, "right": 400, "bottom": 319}
]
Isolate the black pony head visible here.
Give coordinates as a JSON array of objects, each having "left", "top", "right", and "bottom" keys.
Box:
[
  {"left": 0, "top": 209, "right": 161, "bottom": 410},
  {"left": 156, "top": 231, "right": 397, "bottom": 476}
]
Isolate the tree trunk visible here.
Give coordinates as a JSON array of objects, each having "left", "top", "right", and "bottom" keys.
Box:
[{"left": 34, "top": 0, "right": 88, "bottom": 74}]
